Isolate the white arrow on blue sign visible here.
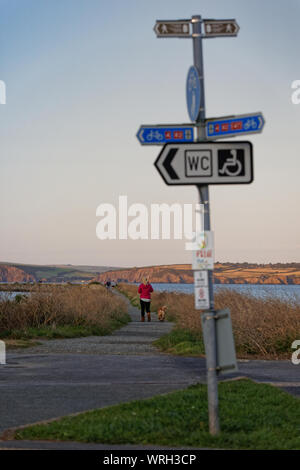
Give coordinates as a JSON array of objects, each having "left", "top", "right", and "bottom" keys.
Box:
[
  {"left": 206, "top": 112, "right": 265, "bottom": 139},
  {"left": 186, "top": 66, "right": 202, "bottom": 122},
  {"left": 137, "top": 125, "right": 195, "bottom": 145}
]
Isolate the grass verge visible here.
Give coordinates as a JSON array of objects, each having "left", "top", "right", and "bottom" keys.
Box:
[
  {"left": 12, "top": 379, "right": 300, "bottom": 450},
  {"left": 153, "top": 328, "right": 205, "bottom": 356}
]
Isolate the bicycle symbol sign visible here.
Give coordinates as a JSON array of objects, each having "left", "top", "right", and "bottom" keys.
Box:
[
  {"left": 206, "top": 113, "right": 265, "bottom": 139},
  {"left": 137, "top": 125, "right": 195, "bottom": 145}
]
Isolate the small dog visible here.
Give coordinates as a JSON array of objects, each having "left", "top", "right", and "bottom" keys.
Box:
[{"left": 157, "top": 305, "right": 167, "bottom": 322}]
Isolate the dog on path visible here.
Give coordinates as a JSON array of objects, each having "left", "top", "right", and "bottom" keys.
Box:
[{"left": 157, "top": 305, "right": 167, "bottom": 322}]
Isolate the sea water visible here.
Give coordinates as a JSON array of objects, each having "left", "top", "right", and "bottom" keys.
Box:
[{"left": 150, "top": 283, "right": 300, "bottom": 302}]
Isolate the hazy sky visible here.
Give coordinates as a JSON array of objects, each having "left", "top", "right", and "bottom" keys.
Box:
[{"left": 0, "top": 0, "right": 300, "bottom": 267}]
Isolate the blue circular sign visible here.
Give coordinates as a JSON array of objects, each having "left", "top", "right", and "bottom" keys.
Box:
[{"left": 186, "top": 66, "right": 201, "bottom": 122}]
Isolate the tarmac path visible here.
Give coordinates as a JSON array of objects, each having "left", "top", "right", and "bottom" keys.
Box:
[{"left": 0, "top": 291, "right": 299, "bottom": 449}]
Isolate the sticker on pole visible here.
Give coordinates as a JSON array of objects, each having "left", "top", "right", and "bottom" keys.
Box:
[
  {"left": 195, "top": 286, "right": 210, "bottom": 310},
  {"left": 194, "top": 270, "right": 208, "bottom": 287},
  {"left": 192, "top": 231, "right": 214, "bottom": 270}
]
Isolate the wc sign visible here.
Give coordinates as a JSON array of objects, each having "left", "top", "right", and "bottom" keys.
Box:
[
  {"left": 185, "top": 150, "right": 212, "bottom": 176},
  {"left": 155, "top": 141, "right": 253, "bottom": 185}
]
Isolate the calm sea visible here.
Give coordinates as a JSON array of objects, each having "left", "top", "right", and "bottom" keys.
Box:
[
  {"left": 0, "top": 291, "right": 29, "bottom": 300},
  {"left": 150, "top": 283, "right": 300, "bottom": 302},
  {"left": 1, "top": 284, "right": 300, "bottom": 303}
]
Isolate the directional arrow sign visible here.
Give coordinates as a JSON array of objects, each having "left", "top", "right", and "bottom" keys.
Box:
[
  {"left": 137, "top": 125, "right": 195, "bottom": 145},
  {"left": 203, "top": 19, "right": 239, "bottom": 37},
  {"left": 206, "top": 113, "right": 265, "bottom": 139},
  {"left": 154, "top": 20, "right": 191, "bottom": 37},
  {"left": 154, "top": 142, "right": 253, "bottom": 185}
]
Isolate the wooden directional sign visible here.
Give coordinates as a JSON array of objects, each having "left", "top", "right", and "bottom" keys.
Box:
[
  {"left": 154, "top": 20, "right": 191, "bottom": 37},
  {"left": 154, "top": 141, "right": 253, "bottom": 185},
  {"left": 203, "top": 19, "right": 239, "bottom": 37},
  {"left": 206, "top": 113, "right": 265, "bottom": 139}
]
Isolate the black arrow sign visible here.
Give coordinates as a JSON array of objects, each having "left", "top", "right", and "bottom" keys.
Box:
[{"left": 162, "top": 148, "right": 179, "bottom": 180}]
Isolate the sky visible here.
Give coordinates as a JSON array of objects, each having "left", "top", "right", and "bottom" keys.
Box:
[{"left": 0, "top": 0, "right": 300, "bottom": 267}]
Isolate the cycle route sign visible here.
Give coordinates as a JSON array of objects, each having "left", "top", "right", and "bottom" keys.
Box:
[
  {"left": 206, "top": 112, "right": 265, "bottom": 139},
  {"left": 154, "top": 141, "right": 253, "bottom": 185},
  {"left": 137, "top": 124, "right": 195, "bottom": 145}
]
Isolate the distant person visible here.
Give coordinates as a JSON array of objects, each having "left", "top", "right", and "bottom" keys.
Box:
[
  {"left": 138, "top": 278, "right": 153, "bottom": 322},
  {"left": 111, "top": 280, "right": 116, "bottom": 288},
  {"left": 105, "top": 280, "right": 111, "bottom": 289}
]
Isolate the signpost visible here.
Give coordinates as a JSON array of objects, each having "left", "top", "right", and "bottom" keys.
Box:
[
  {"left": 154, "top": 141, "right": 253, "bottom": 185},
  {"left": 138, "top": 14, "right": 265, "bottom": 436},
  {"left": 137, "top": 125, "right": 195, "bottom": 145},
  {"left": 206, "top": 113, "right": 265, "bottom": 139}
]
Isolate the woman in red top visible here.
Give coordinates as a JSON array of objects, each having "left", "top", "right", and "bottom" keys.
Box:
[{"left": 138, "top": 278, "right": 154, "bottom": 322}]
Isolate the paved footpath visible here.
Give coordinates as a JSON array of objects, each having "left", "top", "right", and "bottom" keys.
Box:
[{"left": 0, "top": 292, "right": 299, "bottom": 450}]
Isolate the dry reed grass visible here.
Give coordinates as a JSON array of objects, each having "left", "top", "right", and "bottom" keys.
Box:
[
  {"left": 118, "top": 283, "right": 300, "bottom": 359},
  {"left": 0, "top": 285, "right": 128, "bottom": 337}
]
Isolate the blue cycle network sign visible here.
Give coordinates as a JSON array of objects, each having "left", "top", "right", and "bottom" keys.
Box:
[
  {"left": 206, "top": 113, "right": 265, "bottom": 138},
  {"left": 136, "top": 125, "right": 194, "bottom": 145},
  {"left": 186, "top": 66, "right": 201, "bottom": 122}
]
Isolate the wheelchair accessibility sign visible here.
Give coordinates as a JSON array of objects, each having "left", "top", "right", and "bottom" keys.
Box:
[
  {"left": 218, "top": 148, "right": 245, "bottom": 177},
  {"left": 155, "top": 141, "right": 253, "bottom": 185}
]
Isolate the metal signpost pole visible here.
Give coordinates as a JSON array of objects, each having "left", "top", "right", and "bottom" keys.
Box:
[{"left": 192, "top": 15, "right": 220, "bottom": 435}]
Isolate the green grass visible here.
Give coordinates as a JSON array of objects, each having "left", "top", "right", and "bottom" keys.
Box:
[
  {"left": 154, "top": 328, "right": 205, "bottom": 356},
  {"left": 13, "top": 379, "right": 300, "bottom": 449}
]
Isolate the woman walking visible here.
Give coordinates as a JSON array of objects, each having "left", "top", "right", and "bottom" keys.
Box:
[{"left": 138, "top": 278, "right": 153, "bottom": 322}]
